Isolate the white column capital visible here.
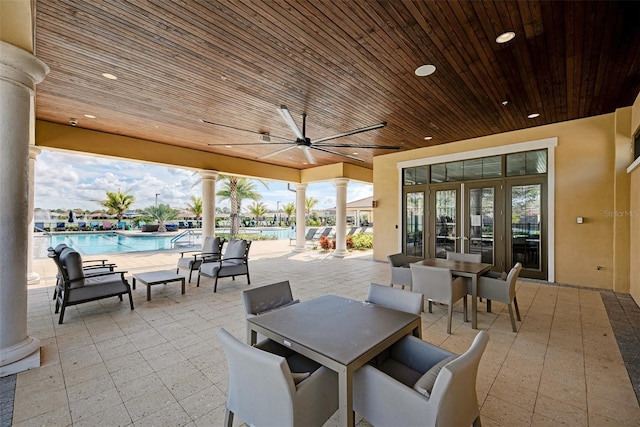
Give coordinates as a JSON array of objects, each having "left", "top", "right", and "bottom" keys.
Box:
[
  {"left": 333, "top": 177, "right": 350, "bottom": 188},
  {"left": 295, "top": 182, "right": 308, "bottom": 191},
  {"left": 0, "top": 41, "right": 49, "bottom": 94},
  {"left": 198, "top": 169, "right": 219, "bottom": 180},
  {"left": 29, "top": 145, "right": 41, "bottom": 160}
]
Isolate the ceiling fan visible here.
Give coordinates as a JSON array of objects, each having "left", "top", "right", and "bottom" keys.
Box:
[{"left": 201, "top": 105, "right": 399, "bottom": 164}]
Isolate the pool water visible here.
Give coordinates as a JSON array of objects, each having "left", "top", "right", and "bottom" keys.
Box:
[{"left": 46, "top": 228, "right": 294, "bottom": 255}]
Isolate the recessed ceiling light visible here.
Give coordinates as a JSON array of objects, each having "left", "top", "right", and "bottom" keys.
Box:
[
  {"left": 415, "top": 64, "right": 436, "bottom": 77},
  {"left": 352, "top": 152, "right": 358, "bottom": 155},
  {"left": 424, "top": 136, "right": 433, "bottom": 140},
  {"left": 528, "top": 113, "right": 540, "bottom": 119},
  {"left": 224, "top": 145, "right": 232, "bottom": 148},
  {"left": 501, "top": 100, "right": 509, "bottom": 106},
  {"left": 84, "top": 114, "right": 96, "bottom": 119},
  {"left": 496, "top": 31, "right": 515, "bottom": 44},
  {"left": 101, "top": 73, "right": 117, "bottom": 80}
]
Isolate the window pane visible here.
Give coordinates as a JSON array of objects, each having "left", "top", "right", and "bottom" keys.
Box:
[
  {"left": 464, "top": 158, "right": 483, "bottom": 180},
  {"left": 405, "top": 192, "right": 424, "bottom": 257},
  {"left": 526, "top": 150, "right": 547, "bottom": 174},
  {"left": 506, "top": 153, "right": 526, "bottom": 176},
  {"left": 511, "top": 184, "right": 541, "bottom": 270},
  {"left": 482, "top": 156, "right": 502, "bottom": 178},
  {"left": 445, "top": 161, "right": 463, "bottom": 182},
  {"left": 431, "top": 164, "right": 446, "bottom": 183},
  {"left": 403, "top": 168, "right": 416, "bottom": 185},
  {"left": 435, "top": 189, "right": 457, "bottom": 258},
  {"left": 415, "top": 166, "right": 428, "bottom": 184}
]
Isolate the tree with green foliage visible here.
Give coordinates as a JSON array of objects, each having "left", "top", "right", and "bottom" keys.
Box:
[
  {"left": 101, "top": 190, "right": 135, "bottom": 229},
  {"left": 248, "top": 201, "right": 268, "bottom": 221},
  {"left": 283, "top": 202, "right": 295, "bottom": 224},
  {"left": 305, "top": 196, "right": 318, "bottom": 225},
  {"left": 217, "top": 176, "right": 268, "bottom": 237},
  {"left": 187, "top": 195, "right": 203, "bottom": 219},
  {"left": 146, "top": 203, "right": 179, "bottom": 232}
]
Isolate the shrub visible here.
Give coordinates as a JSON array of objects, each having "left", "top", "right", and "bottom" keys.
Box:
[
  {"left": 319, "top": 235, "right": 332, "bottom": 250},
  {"left": 351, "top": 233, "right": 373, "bottom": 249},
  {"left": 346, "top": 236, "right": 354, "bottom": 249}
]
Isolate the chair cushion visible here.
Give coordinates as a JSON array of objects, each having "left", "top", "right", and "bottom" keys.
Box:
[
  {"left": 413, "top": 354, "right": 458, "bottom": 397},
  {"left": 224, "top": 240, "right": 247, "bottom": 265}
]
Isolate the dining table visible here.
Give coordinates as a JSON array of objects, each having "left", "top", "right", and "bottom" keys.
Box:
[
  {"left": 415, "top": 258, "right": 493, "bottom": 329},
  {"left": 246, "top": 294, "right": 422, "bottom": 427}
]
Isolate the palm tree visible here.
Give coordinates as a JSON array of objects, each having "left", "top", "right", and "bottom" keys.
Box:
[
  {"left": 101, "top": 190, "right": 135, "bottom": 228},
  {"left": 146, "top": 203, "right": 180, "bottom": 232},
  {"left": 248, "top": 201, "right": 268, "bottom": 222},
  {"left": 187, "top": 196, "right": 203, "bottom": 219},
  {"left": 217, "top": 176, "right": 268, "bottom": 237},
  {"left": 283, "top": 202, "right": 295, "bottom": 224},
  {"left": 305, "top": 196, "right": 318, "bottom": 225}
]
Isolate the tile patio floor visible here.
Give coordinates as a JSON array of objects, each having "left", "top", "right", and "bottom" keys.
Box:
[{"left": 5, "top": 239, "right": 640, "bottom": 426}]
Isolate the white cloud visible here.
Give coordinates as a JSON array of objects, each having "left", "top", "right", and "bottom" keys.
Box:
[{"left": 34, "top": 150, "right": 372, "bottom": 213}]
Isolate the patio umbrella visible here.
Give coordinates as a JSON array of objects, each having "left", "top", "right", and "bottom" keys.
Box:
[{"left": 68, "top": 210, "right": 74, "bottom": 223}]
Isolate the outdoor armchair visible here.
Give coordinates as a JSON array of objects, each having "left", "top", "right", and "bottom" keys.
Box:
[
  {"left": 176, "top": 236, "right": 225, "bottom": 282},
  {"left": 217, "top": 328, "right": 338, "bottom": 427},
  {"left": 242, "top": 280, "right": 299, "bottom": 345},
  {"left": 388, "top": 253, "right": 412, "bottom": 289},
  {"left": 410, "top": 263, "right": 468, "bottom": 334},
  {"left": 353, "top": 331, "right": 489, "bottom": 427},
  {"left": 197, "top": 239, "right": 251, "bottom": 292},
  {"left": 53, "top": 247, "right": 133, "bottom": 324},
  {"left": 477, "top": 262, "right": 523, "bottom": 332}
]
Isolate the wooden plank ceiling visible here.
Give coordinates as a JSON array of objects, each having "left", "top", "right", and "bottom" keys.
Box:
[{"left": 34, "top": 0, "right": 640, "bottom": 170}]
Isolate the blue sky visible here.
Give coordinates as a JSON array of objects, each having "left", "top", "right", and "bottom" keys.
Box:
[{"left": 34, "top": 150, "right": 373, "bottom": 213}]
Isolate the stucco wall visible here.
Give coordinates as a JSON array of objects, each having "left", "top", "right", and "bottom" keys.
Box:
[
  {"left": 373, "top": 113, "right": 624, "bottom": 289},
  {"left": 630, "top": 93, "right": 640, "bottom": 304}
]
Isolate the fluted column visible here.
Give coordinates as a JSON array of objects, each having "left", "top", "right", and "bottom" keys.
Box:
[
  {"left": 27, "top": 145, "right": 41, "bottom": 285},
  {"left": 294, "top": 183, "right": 308, "bottom": 252},
  {"left": 0, "top": 41, "right": 49, "bottom": 376},
  {"left": 199, "top": 170, "right": 218, "bottom": 240},
  {"left": 333, "top": 178, "right": 349, "bottom": 257}
]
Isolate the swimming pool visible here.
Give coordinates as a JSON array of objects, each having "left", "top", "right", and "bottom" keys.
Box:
[{"left": 45, "top": 228, "right": 294, "bottom": 255}]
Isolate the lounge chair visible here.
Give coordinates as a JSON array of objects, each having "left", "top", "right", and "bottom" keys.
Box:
[
  {"left": 102, "top": 221, "right": 113, "bottom": 230},
  {"left": 77, "top": 221, "right": 87, "bottom": 231},
  {"left": 56, "top": 222, "right": 66, "bottom": 231},
  {"left": 34, "top": 222, "right": 45, "bottom": 231},
  {"left": 347, "top": 227, "right": 359, "bottom": 236},
  {"left": 305, "top": 227, "right": 319, "bottom": 241},
  {"left": 197, "top": 239, "right": 251, "bottom": 292},
  {"left": 90, "top": 221, "right": 100, "bottom": 230},
  {"left": 318, "top": 227, "right": 331, "bottom": 239},
  {"left": 176, "top": 236, "right": 225, "bottom": 283}
]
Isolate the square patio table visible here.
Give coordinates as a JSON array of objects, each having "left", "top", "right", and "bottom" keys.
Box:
[
  {"left": 132, "top": 270, "right": 185, "bottom": 301},
  {"left": 415, "top": 258, "right": 493, "bottom": 329},
  {"left": 247, "top": 294, "right": 421, "bottom": 427}
]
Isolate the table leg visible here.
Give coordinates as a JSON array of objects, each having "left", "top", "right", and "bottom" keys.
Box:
[
  {"left": 147, "top": 284, "right": 151, "bottom": 301},
  {"left": 338, "top": 368, "right": 354, "bottom": 427},
  {"left": 472, "top": 275, "right": 478, "bottom": 329},
  {"left": 132, "top": 277, "right": 136, "bottom": 290},
  {"left": 181, "top": 278, "right": 185, "bottom": 295}
]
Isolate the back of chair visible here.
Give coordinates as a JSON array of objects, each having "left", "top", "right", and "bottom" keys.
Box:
[
  {"left": 506, "top": 262, "right": 523, "bottom": 299},
  {"left": 445, "top": 251, "right": 481, "bottom": 263},
  {"left": 410, "top": 264, "right": 453, "bottom": 305},
  {"left": 388, "top": 253, "right": 409, "bottom": 268},
  {"left": 367, "top": 283, "right": 423, "bottom": 315},
  {"left": 217, "top": 328, "right": 295, "bottom": 426},
  {"left": 202, "top": 236, "right": 224, "bottom": 254},
  {"left": 223, "top": 240, "right": 248, "bottom": 265},
  {"left": 59, "top": 249, "right": 86, "bottom": 288},
  {"left": 242, "top": 281, "right": 295, "bottom": 316},
  {"left": 428, "top": 331, "right": 489, "bottom": 427}
]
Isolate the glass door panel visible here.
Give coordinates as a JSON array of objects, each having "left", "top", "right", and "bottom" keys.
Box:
[
  {"left": 509, "top": 183, "right": 543, "bottom": 273},
  {"left": 405, "top": 192, "right": 424, "bottom": 258},
  {"left": 432, "top": 188, "right": 458, "bottom": 258},
  {"left": 467, "top": 187, "right": 495, "bottom": 265}
]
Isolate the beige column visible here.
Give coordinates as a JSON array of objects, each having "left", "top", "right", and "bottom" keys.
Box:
[
  {"left": 27, "top": 145, "right": 41, "bottom": 285},
  {"left": 294, "top": 183, "right": 308, "bottom": 252},
  {"left": 333, "top": 178, "right": 349, "bottom": 257},
  {"left": 199, "top": 170, "right": 218, "bottom": 240},
  {"left": 0, "top": 41, "right": 49, "bottom": 376}
]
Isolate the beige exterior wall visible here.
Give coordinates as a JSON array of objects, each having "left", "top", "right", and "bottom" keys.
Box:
[
  {"left": 629, "top": 93, "right": 640, "bottom": 304},
  {"left": 373, "top": 113, "right": 630, "bottom": 290}
]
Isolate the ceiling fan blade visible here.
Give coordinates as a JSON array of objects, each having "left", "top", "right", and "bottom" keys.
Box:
[
  {"left": 208, "top": 142, "right": 293, "bottom": 146},
  {"left": 313, "top": 143, "right": 401, "bottom": 149},
  {"left": 256, "top": 145, "right": 297, "bottom": 160},
  {"left": 199, "top": 119, "right": 293, "bottom": 142},
  {"left": 312, "top": 122, "right": 387, "bottom": 144},
  {"left": 278, "top": 105, "right": 305, "bottom": 140},
  {"left": 302, "top": 147, "right": 316, "bottom": 164},
  {"left": 311, "top": 146, "right": 366, "bottom": 162}
]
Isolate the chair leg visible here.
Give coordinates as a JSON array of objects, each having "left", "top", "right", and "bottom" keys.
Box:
[
  {"left": 214, "top": 276, "right": 218, "bottom": 293},
  {"left": 507, "top": 304, "right": 517, "bottom": 332},
  {"left": 513, "top": 297, "right": 521, "bottom": 321},
  {"left": 176, "top": 267, "right": 179, "bottom": 275},
  {"left": 487, "top": 299, "right": 492, "bottom": 313},
  {"left": 246, "top": 271, "right": 251, "bottom": 285},
  {"left": 463, "top": 296, "right": 468, "bottom": 322},
  {"left": 428, "top": 300, "right": 433, "bottom": 313},
  {"left": 128, "top": 290, "right": 134, "bottom": 310},
  {"left": 473, "top": 415, "right": 482, "bottom": 427},
  {"left": 446, "top": 303, "right": 453, "bottom": 334},
  {"left": 224, "top": 408, "right": 234, "bottom": 427},
  {"left": 58, "top": 305, "right": 66, "bottom": 324},
  {"left": 196, "top": 273, "right": 201, "bottom": 287},
  {"left": 118, "top": 294, "right": 123, "bottom": 301},
  {"left": 188, "top": 269, "right": 193, "bottom": 283}
]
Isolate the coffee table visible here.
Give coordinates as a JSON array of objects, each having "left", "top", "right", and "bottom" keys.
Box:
[{"left": 132, "top": 270, "right": 185, "bottom": 301}]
